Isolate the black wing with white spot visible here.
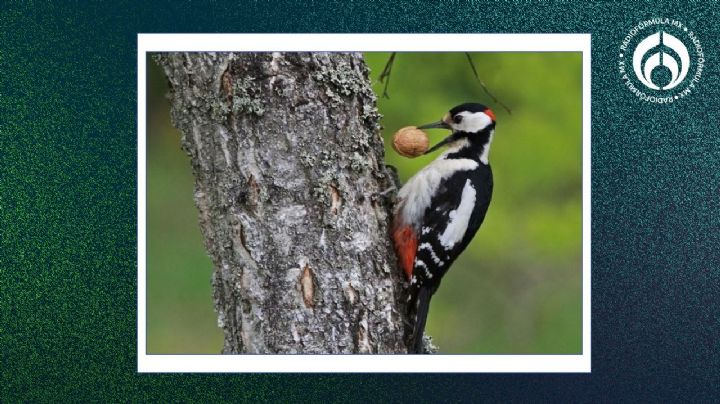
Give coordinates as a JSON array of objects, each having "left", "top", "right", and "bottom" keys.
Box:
[{"left": 411, "top": 164, "right": 493, "bottom": 291}]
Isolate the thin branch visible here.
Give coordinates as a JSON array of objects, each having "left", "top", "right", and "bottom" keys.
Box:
[
  {"left": 465, "top": 53, "right": 512, "bottom": 115},
  {"left": 378, "top": 52, "right": 397, "bottom": 99}
]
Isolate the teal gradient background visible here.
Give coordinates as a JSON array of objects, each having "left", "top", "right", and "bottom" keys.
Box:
[{"left": 2, "top": 1, "right": 719, "bottom": 401}]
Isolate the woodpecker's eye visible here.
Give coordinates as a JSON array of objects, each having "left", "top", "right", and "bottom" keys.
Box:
[{"left": 453, "top": 115, "right": 463, "bottom": 124}]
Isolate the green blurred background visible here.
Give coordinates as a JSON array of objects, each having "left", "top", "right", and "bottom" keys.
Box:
[{"left": 147, "top": 52, "right": 582, "bottom": 354}]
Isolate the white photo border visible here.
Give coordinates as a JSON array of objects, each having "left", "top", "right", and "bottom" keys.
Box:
[{"left": 138, "top": 33, "right": 591, "bottom": 373}]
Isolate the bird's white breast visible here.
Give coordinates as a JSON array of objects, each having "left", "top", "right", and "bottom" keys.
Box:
[{"left": 396, "top": 158, "right": 479, "bottom": 227}]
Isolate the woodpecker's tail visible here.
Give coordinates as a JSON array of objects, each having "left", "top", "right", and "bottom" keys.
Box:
[{"left": 410, "top": 286, "right": 432, "bottom": 354}]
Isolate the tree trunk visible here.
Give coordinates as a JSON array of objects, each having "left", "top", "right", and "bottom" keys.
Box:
[{"left": 156, "top": 52, "right": 413, "bottom": 353}]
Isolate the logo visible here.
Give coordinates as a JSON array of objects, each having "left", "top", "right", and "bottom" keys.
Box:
[{"left": 619, "top": 18, "right": 704, "bottom": 104}]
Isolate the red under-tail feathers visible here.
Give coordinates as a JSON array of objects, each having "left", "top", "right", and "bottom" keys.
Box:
[{"left": 392, "top": 224, "right": 417, "bottom": 280}]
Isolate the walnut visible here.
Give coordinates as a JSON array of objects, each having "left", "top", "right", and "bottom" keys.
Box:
[{"left": 392, "top": 126, "right": 429, "bottom": 158}]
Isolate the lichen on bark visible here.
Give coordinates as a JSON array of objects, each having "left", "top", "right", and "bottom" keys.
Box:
[{"left": 156, "top": 52, "right": 413, "bottom": 354}]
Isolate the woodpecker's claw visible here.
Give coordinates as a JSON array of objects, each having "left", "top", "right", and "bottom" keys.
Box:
[{"left": 378, "top": 186, "right": 397, "bottom": 197}]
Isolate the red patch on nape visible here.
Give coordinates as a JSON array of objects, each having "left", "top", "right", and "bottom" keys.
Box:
[
  {"left": 392, "top": 225, "right": 418, "bottom": 281},
  {"left": 484, "top": 108, "right": 496, "bottom": 122}
]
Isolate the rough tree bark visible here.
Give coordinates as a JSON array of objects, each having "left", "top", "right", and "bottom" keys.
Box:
[{"left": 156, "top": 52, "right": 419, "bottom": 354}]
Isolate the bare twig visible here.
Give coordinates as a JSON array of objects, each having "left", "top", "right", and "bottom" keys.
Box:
[
  {"left": 378, "top": 52, "right": 512, "bottom": 115},
  {"left": 465, "top": 53, "right": 512, "bottom": 115},
  {"left": 378, "top": 52, "right": 397, "bottom": 99}
]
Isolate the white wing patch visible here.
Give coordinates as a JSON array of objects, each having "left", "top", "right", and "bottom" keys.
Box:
[
  {"left": 396, "top": 158, "right": 478, "bottom": 227},
  {"left": 438, "top": 179, "right": 477, "bottom": 249}
]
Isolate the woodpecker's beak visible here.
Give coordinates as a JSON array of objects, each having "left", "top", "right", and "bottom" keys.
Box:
[
  {"left": 418, "top": 117, "right": 454, "bottom": 155},
  {"left": 423, "top": 132, "right": 458, "bottom": 155},
  {"left": 417, "top": 120, "right": 451, "bottom": 130}
]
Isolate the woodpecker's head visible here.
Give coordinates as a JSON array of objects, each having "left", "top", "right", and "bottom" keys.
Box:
[{"left": 418, "top": 103, "right": 496, "bottom": 155}]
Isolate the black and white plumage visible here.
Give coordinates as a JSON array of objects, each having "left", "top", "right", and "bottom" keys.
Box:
[{"left": 392, "top": 103, "right": 496, "bottom": 353}]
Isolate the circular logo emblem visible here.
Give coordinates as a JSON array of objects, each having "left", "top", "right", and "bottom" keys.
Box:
[{"left": 619, "top": 19, "right": 704, "bottom": 104}]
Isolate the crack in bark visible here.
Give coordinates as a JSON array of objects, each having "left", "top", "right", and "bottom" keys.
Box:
[{"left": 300, "top": 264, "right": 315, "bottom": 308}]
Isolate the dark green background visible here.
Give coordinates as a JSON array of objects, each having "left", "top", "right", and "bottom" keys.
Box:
[{"left": 2, "top": 1, "right": 719, "bottom": 401}]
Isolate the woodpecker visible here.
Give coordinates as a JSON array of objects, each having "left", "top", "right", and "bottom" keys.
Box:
[{"left": 392, "top": 103, "right": 496, "bottom": 353}]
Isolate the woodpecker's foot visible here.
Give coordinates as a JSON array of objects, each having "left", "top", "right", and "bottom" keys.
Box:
[
  {"left": 378, "top": 186, "right": 397, "bottom": 197},
  {"left": 384, "top": 164, "right": 401, "bottom": 188},
  {"left": 371, "top": 185, "right": 397, "bottom": 205}
]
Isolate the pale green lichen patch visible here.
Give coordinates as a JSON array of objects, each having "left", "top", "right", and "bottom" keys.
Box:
[
  {"left": 311, "top": 56, "right": 383, "bottom": 137},
  {"left": 314, "top": 61, "right": 373, "bottom": 108},
  {"left": 318, "top": 149, "right": 338, "bottom": 168},
  {"left": 231, "top": 77, "right": 265, "bottom": 116},
  {"left": 314, "top": 63, "right": 365, "bottom": 97},
  {"left": 348, "top": 152, "right": 369, "bottom": 173},
  {"left": 361, "top": 103, "right": 382, "bottom": 130},
  {"left": 348, "top": 130, "right": 372, "bottom": 152},
  {"left": 211, "top": 99, "right": 231, "bottom": 121},
  {"left": 312, "top": 171, "right": 337, "bottom": 204}
]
